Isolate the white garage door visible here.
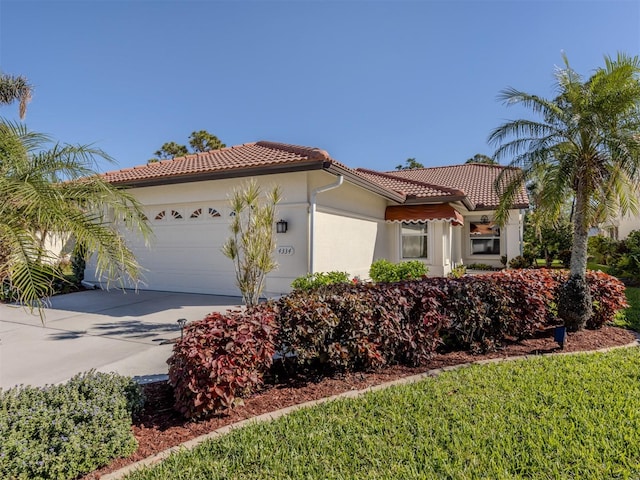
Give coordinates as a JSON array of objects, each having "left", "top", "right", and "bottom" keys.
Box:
[{"left": 128, "top": 204, "right": 241, "bottom": 296}]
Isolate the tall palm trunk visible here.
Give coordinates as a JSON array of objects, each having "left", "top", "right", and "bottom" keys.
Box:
[{"left": 559, "top": 187, "right": 593, "bottom": 331}]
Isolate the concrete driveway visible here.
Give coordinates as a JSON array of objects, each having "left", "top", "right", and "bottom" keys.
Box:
[{"left": 0, "top": 289, "right": 242, "bottom": 389}]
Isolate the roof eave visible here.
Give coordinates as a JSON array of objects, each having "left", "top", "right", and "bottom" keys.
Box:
[
  {"left": 471, "top": 202, "right": 530, "bottom": 211},
  {"left": 325, "top": 163, "right": 406, "bottom": 203},
  {"left": 106, "top": 160, "right": 326, "bottom": 188},
  {"left": 403, "top": 195, "right": 476, "bottom": 210}
]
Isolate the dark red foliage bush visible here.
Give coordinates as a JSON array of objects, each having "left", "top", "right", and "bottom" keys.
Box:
[
  {"left": 167, "top": 305, "right": 278, "bottom": 419},
  {"left": 277, "top": 269, "right": 628, "bottom": 361},
  {"left": 276, "top": 282, "right": 449, "bottom": 372},
  {"left": 534, "top": 269, "right": 628, "bottom": 329},
  {"left": 585, "top": 270, "right": 628, "bottom": 328},
  {"left": 167, "top": 269, "right": 627, "bottom": 418},
  {"left": 433, "top": 270, "right": 556, "bottom": 352}
]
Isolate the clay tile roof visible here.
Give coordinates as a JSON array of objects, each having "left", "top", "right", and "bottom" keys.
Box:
[
  {"left": 356, "top": 168, "right": 465, "bottom": 200},
  {"left": 101, "top": 141, "right": 333, "bottom": 185},
  {"left": 383, "top": 164, "right": 529, "bottom": 210},
  {"left": 100, "top": 140, "right": 528, "bottom": 210}
]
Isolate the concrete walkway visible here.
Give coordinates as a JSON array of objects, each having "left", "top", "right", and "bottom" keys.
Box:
[{"left": 0, "top": 289, "right": 242, "bottom": 389}]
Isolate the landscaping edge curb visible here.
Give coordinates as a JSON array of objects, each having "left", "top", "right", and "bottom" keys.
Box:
[{"left": 101, "top": 338, "right": 640, "bottom": 480}]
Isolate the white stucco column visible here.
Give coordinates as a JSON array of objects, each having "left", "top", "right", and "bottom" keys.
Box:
[{"left": 503, "top": 209, "right": 524, "bottom": 262}]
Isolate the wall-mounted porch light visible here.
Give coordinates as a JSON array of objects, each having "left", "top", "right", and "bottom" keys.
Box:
[{"left": 276, "top": 219, "right": 288, "bottom": 233}]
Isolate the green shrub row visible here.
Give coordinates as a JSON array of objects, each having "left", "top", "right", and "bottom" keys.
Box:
[
  {"left": 0, "top": 371, "right": 143, "bottom": 480},
  {"left": 290, "top": 260, "right": 428, "bottom": 292},
  {"left": 589, "top": 230, "right": 640, "bottom": 283},
  {"left": 368, "top": 259, "right": 428, "bottom": 283},
  {"left": 168, "top": 269, "right": 627, "bottom": 419},
  {"left": 290, "top": 271, "right": 351, "bottom": 291}
]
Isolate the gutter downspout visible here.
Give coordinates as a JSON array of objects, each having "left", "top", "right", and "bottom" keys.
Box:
[
  {"left": 309, "top": 175, "right": 344, "bottom": 273},
  {"left": 519, "top": 208, "right": 525, "bottom": 256}
]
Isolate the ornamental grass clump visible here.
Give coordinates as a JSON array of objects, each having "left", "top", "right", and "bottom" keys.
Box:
[
  {"left": 221, "top": 179, "right": 281, "bottom": 307},
  {"left": 0, "top": 371, "right": 142, "bottom": 480}
]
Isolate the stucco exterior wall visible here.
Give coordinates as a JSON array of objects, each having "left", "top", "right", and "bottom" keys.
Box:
[
  {"left": 313, "top": 211, "right": 384, "bottom": 279},
  {"left": 310, "top": 170, "right": 392, "bottom": 279},
  {"left": 86, "top": 172, "right": 311, "bottom": 297},
  {"left": 616, "top": 214, "right": 640, "bottom": 240},
  {"left": 85, "top": 167, "right": 526, "bottom": 296}
]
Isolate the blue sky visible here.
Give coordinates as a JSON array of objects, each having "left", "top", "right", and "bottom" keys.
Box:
[{"left": 1, "top": 0, "right": 639, "bottom": 173}]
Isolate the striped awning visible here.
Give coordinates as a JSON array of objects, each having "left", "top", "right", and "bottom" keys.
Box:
[{"left": 385, "top": 204, "right": 464, "bottom": 226}]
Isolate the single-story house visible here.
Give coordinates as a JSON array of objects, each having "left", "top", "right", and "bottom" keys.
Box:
[{"left": 85, "top": 141, "right": 529, "bottom": 297}]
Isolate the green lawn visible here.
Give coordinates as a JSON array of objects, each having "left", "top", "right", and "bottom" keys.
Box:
[
  {"left": 126, "top": 348, "right": 640, "bottom": 480},
  {"left": 587, "top": 261, "right": 612, "bottom": 274},
  {"left": 535, "top": 258, "right": 564, "bottom": 268},
  {"left": 616, "top": 286, "right": 640, "bottom": 332}
]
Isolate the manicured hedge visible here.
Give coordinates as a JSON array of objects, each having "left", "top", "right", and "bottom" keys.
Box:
[
  {"left": 433, "top": 269, "right": 557, "bottom": 352},
  {"left": 0, "top": 371, "right": 142, "bottom": 480},
  {"left": 277, "top": 269, "right": 627, "bottom": 357},
  {"left": 168, "top": 269, "right": 628, "bottom": 418},
  {"left": 276, "top": 281, "right": 448, "bottom": 372}
]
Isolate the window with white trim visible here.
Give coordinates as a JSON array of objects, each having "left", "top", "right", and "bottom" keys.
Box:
[
  {"left": 470, "top": 221, "right": 500, "bottom": 255},
  {"left": 401, "top": 222, "right": 428, "bottom": 259}
]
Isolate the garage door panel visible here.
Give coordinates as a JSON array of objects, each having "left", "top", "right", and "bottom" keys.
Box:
[
  {"left": 135, "top": 249, "right": 230, "bottom": 269},
  {"left": 139, "top": 271, "right": 241, "bottom": 296},
  {"left": 126, "top": 210, "right": 238, "bottom": 295}
]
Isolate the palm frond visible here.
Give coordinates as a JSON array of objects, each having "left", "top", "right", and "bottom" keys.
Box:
[{"left": 0, "top": 122, "right": 150, "bottom": 317}]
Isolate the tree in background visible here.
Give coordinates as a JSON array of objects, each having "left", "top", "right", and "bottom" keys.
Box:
[
  {"left": 0, "top": 72, "right": 32, "bottom": 119},
  {"left": 189, "top": 130, "right": 225, "bottom": 152},
  {"left": 0, "top": 120, "right": 151, "bottom": 316},
  {"left": 523, "top": 169, "right": 574, "bottom": 267},
  {"left": 395, "top": 158, "right": 424, "bottom": 170},
  {"left": 153, "top": 141, "right": 188, "bottom": 160},
  {"left": 151, "top": 130, "right": 226, "bottom": 162},
  {"left": 523, "top": 213, "right": 573, "bottom": 267},
  {"left": 491, "top": 53, "right": 640, "bottom": 331},
  {"left": 222, "top": 179, "right": 281, "bottom": 307},
  {"left": 466, "top": 153, "right": 497, "bottom": 165}
]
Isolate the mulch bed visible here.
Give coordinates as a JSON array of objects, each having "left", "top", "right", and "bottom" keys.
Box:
[{"left": 82, "top": 325, "right": 637, "bottom": 479}]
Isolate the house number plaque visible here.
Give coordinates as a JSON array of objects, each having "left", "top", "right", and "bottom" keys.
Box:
[{"left": 277, "top": 246, "right": 294, "bottom": 256}]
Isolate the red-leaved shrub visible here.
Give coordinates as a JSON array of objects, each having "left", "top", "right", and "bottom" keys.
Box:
[
  {"left": 276, "top": 282, "right": 449, "bottom": 372},
  {"left": 533, "top": 269, "right": 628, "bottom": 329},
  {"left": 277, "top": 269, "right": 627, "bottom": 360},
  {"left": 585, "top": 270, "right": 628, "bottom": 328},
  {"left": 167, "top": 305, "right": 278, "bottom": 419},
  {"left": 432, "top": 270, "right": 556, "bottom": 352},
  {"left": 167, "top": 269, "right": 627, "bottom": 418}
]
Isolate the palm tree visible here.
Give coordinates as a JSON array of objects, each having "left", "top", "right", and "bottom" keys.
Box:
[
  {"left": 0, "top": 73, "right": 32, "bottom": 119},
  {"left": 0, "top": 120, "right": 151, "bottom": 316},
  {"left": 490, "top": 53, "right": 640, "bottom": 331}
]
